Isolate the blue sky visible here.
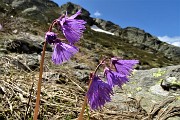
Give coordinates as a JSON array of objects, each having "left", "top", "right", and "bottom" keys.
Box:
[{"left": 53, "top": 0, "right": 180, "bottom": 46}]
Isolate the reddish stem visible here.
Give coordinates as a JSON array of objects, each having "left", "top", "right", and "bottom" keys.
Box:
[
  {"left": 93, "top": 57, "right": 108, "bottom": 75},
  {"left": 77, "top": 57, "right": 108, "bottom": 120},
  {"left": 33, "top": 20, "right": 57, "bottom": 120},
  {"left": 33, "top": 41, "right": 47, "bottom": 120},
  {"left": 48, "top": 20, "right": 57, "bottom": 32}
]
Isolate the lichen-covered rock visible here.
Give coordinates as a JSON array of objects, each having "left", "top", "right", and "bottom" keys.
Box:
[{"left": 108, "top": 65, "right": 180, "bottom": 119}]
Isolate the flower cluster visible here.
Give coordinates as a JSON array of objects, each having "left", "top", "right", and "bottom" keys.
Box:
[
  {"left": 87, "top": 57, "right": 139, "bottom": 110},
  {"left": 45, "top": 10, "right": 86, "bottom": 64}
]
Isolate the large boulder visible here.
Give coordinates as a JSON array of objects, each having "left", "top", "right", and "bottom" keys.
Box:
[
  {"left": 96, "top": 65, "right": 180, "bottom": 120},
  {"left": 106, "top": 65, "right": 180, "bottom": 119}
]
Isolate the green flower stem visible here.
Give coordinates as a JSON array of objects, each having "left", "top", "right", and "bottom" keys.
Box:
[{"left": 33, "top": 41, "right": 47, "bottom": 120}]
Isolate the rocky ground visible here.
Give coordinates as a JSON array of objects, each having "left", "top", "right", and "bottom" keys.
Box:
[
  {"left": 106, "top": 65, "right": 180, "bottom": 120},
  {"left": 0, "top": 0, "right": 180, "bottom": 120},
  {"left": 0, "top": 53, "right": 180, "bottom": 120}
]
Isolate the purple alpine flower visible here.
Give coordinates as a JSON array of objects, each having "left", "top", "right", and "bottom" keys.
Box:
[
  {"left": 58, "top": 9, "right": 86, "bottom": 44},
  {"left": 45, "top": 31, "right": 57, "bottom": 44},
  {"left": 87, "top": 75, "right": 113, "bottom": 110},
  {"left": 52, "top": 42, "right": 78, "bottom": 64},
  {"left": 111, "top": 58, "right": 139, "bottom": 76},
  {"left": 104, "top": 67, "right": 128, "bottom": 88}
]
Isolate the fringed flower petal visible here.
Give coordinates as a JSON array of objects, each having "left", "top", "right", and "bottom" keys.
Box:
[
  {"left": 59, "top": 10, "right": 86, "bottom": 44},
  {"left": 68, "top": 9, "right": 81, "bottom": 19},
  {"left": 87, "top": 75, "right": 113, "bottom": 110},
  {"left": 111, "top": 58, "right": 139, "bottom": 76},
  {"left": 52, "top": 42, "right": 78, "bottom": 64},
  {"left": 104, "top": 67, "right": 128, "bottom": 88}
]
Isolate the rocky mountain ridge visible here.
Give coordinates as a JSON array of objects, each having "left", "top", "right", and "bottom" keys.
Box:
[
  {"left": 58, "top": 2, "right": 180, "bottom": 62},
  {"left": 0, "top": 0, "right": 180, "bottom": 69}
]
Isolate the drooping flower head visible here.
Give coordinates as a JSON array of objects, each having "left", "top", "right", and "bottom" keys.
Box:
[
  {"left": 86, "top": 57, "right": 139, "bottom": 111},
  {"left": 45, "top": 31, "right": 57, "bottom": 44},
  {"left": 57, "top": 9, "right": 86, "bottom": 44},
  {"left": 104, "top": 67, "right": 128, "bottom": 88},
  {"left": 44, "top": 10, "right": 86, "bottom": 65},
  {"left": 111, "top": 57, "right": 139, "bottom": 76},
  {"left": 87, "top": 75, "right": 113, "bottom": 110},
  {"left": 52, "top": 42, "right": 78, "bottom": 64},
  {"left": 45, "top": 31, "right": 78, "bottom": 64}
]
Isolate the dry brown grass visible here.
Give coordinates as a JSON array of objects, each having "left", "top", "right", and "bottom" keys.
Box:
[{"left": 1, "top": 66, "right": 179, "bottom": 120}]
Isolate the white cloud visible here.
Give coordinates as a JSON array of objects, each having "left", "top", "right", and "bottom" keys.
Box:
[
  {"left": 158, "top": 36, "right": 180, "bottom": 47},
  {"left": 94, "top": 11, "right": 101, "bottom": 17}
]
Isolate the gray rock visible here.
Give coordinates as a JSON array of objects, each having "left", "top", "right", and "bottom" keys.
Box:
[
  {"left": 74, "top": 70, "right": 90, "bottom": 82},
  {"left": 94, "top": 18, "right": 122, "bottom": 36},
  {"left": 0, "top": 48, "right": 8, "bottom": 54},
  {"left": 161, "top": 76, "right": 180, "bottom": 91},
  {"left": 106, "top": 65, "right": 180, "bottom": 119},
  {"left": 19, "top": 53, "right": 40, "bottom": 71},
  {"left": 42, "top": 72, "right": 68, "bottom": 84},
  {"left": 150, "top": 84, "right": 169, "bottom": 96},
  {"left": 11, "top": 59, "right": 31, "bottom": 71},
  {"left": 111, "top": 65, "right": 180, "bottom": 116},
  {"left": 0, "top": 55, "right": 31, "bottom": 72},
  {"left": 5, "top": 39, "right": 42, "bottom": 54},
  {"left": 121, "top": 27, "right": 180, "bottom": 61},
  {"left": 73, "top": 63, "right": 91, "bottom": 70},
  {"left": 0, "top": 53, "right": 40, "bottom": 72},
  {"left": 11, "top": 0, "right": 25, "bottom": 8}
]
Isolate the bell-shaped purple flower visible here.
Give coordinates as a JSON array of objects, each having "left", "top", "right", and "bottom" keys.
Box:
[
  {"left": 87, "top": 75, "right": 113, "bottom": 110},
  {"left": 104, "top": 67, "right": 128, "bottom": 88},
  {"left": 45, "top": 31, "right": 57, "bottom": 44},
  {"left": 58, "top": 10, "right": 86, "bottom": 44},
  {"left": 111, "top": 58, "right": 139, "bottom": 76},
  {"left": 52, "top": 42, "right": 78, "bottom": 64}
]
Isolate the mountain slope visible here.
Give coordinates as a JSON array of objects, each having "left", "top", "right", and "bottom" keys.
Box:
[
  {"left": 0, "top": 1, "right": 180, "bottom": 120},
  {"left": 57, "top": 2, "right": 180, "bottom": 67},
  {"left": 0, "top": 1, "right": 179, "bottom": 69}
]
